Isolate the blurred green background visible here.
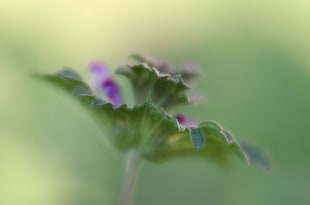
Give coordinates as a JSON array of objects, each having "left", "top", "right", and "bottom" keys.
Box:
[{"left": 1, "top": 0, "right": 309, "bottom": 205}]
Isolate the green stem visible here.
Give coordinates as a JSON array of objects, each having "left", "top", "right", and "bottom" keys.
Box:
[{"left": 120, "top": 149, "right": 141, "bottom": 205}]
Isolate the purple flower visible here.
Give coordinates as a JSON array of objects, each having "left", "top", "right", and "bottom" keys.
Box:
[
  {"left": 89, "top": 60, "right": 121, "bottom": 105},
  {"left": 174, "top": 114, "right": 197, "bottom": 127}
]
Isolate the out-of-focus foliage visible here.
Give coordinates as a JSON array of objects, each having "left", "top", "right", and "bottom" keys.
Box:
[{"left": 0, "top": 0, "right": 309, "bottom": 205}]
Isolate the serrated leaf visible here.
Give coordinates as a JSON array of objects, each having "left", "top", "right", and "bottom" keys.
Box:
[
  {"left": 116, "top": 63, "right": 190, "bottom": 110},
  {"left": 189, "top": 128, "right": 206, "bottom": 151}
]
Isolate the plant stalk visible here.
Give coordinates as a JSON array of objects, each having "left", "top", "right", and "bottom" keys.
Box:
[{"left": 120, "top": 149, "right": 141, "bottom": 205}]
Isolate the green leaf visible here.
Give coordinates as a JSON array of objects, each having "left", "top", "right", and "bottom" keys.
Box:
[
  {"left": 199, "top": 121, "right": 229, "bottom": 144},
  {"left": 239, "top": 141, "right": 272, "bottom": 171},
  {"left": 37, "top": 68, "right": 270, "bottom": 170},
  {"left": 37, "top": 68, "right": 88, "bottom": 93},
  {"left": 72, "top": 85, "right": 93, "bottom": 96},
  {"left": 91, "top": 97, "right": 108, "bottom": 106},
  {"left": 130, "top": 54, "right": 198, "bottom": 83},
  {"left": 130, "top": 54, "right": 154, "bottom": 66},
  {"left": 116, "top": 63, "right": 190, "bottom": 110},
  {"left": 57, "top": 67, "right": 83, "bottom": 81},
  {"left": 189, "top": 128, "right": 206, "bottom": 151},
  {"left": 199, "top": 121, "right": 221, "bottom": 131}
]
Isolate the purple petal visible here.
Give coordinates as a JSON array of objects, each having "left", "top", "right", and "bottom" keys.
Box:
[
  {"left": 174, "top": 114, "right": 197, "bottom": 127},
  {"left": 89, "top": 60, "right": 108, "bottom": 74},
  {"left": 89, "top": 60, "right": 122, "bottom": 105},
  {"left": 101, "top": 78, "right": 121, "bottom": 105},
  {"left": 89, "top": 60, "right": 110, "bottom": 89}
]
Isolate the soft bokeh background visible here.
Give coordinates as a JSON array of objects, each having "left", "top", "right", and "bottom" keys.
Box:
[{"left": 1, "top": 0, "right": 309, "bottom": 205}]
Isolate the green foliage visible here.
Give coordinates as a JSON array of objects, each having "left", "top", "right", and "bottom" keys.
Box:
[
  {"left": 37, "top": 66, "right": 271, "bottom": 171},
  {"left": 117, "top": 63, "right": 190, "bottom": 110}
]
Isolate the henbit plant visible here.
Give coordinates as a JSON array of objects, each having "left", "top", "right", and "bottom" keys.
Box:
[{"left": 37, "top": 55, "right": 271, "bottom": 205}]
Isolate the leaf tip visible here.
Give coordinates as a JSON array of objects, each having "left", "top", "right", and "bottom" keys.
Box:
[{"left": 240, "top": 141, "right": 272, "bottom": 171}]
